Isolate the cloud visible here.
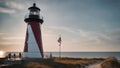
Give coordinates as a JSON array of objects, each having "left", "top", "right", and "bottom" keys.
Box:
[
  {"left": 0, "top": 0, "right": 26, "bottom": 14},
  {"left": 44, "top": 25, "right": 120, "bottom": 46},
  {"left": 0, "top": 41, "right": 24, "bottom": 52},
  {"left": 0, "top": 33, "right": 24, "bottom": 45},
  {"left": 45, "top": 26, "right": 78, "bottom": 34},
  {"left": 2, "top": 36, "right": 24, "bottom": 40},
  {"left": 0, "top": 41, "right": 18, "bottom": 45},
  {"left": 0, "top": 33, "right": 5, "bottom": 35},
  {"left": 78, "top": 29, "right": 111, "bottom": 42},
  {"left": 0, "top": 33, "right": 24, "bottom": 51},
  {"left": 0, "top": 33, "right": 24, "bottom": 41},
  {"left": 0, "top": 7, "right": 15, "bottom": 14},
  {"left": 5, "top": 1, "right": 26, "bottom": 10}
]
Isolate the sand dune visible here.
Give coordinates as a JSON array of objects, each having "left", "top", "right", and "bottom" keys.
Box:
[{"left": 87, "top": 57, "right": 120, "bottom": 68}]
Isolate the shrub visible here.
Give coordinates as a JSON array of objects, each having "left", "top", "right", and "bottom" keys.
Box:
[{"left": 101, "top": 57, "right": 120, "bottom": 68}]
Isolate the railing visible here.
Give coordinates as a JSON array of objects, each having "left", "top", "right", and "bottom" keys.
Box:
[{"left": 24, "top": 13, "right": 43, "bottom": 20}]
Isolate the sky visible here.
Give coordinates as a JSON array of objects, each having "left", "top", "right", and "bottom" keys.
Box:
[{"left": 0, "top": 0, "right": 120, "bottom": 52}]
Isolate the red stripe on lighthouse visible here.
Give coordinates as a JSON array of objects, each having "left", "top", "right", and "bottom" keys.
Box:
[{"left": 24, "top": 27, "right": 28, "bottom": 52}]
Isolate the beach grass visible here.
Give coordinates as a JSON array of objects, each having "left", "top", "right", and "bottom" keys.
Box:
[
  {"left": 54, "top": 57, "right": 104, "bottom": 66},
  {"left": 0, "top": 57, "right": 105, "bottom": 68},
  {"left": 3, "top": 57, "right": 120, "bottom": 68}
]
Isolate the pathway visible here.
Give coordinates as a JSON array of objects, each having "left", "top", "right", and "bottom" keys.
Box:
[{"left": 86, "top": 62, "right": 101, "bottom": 68}]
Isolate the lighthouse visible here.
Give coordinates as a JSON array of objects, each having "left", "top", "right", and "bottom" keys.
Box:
[{"left": 23, "top": 3, "right": 44, "bottom": 59}]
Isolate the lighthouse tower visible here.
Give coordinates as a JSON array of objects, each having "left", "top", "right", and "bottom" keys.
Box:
[{"left": 23, "top": 3, "right": 44, "bottom": 59}]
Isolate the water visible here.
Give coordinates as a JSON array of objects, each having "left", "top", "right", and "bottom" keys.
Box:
[{"left": 44, "top": 52, "right": 120, "bottom": 60}]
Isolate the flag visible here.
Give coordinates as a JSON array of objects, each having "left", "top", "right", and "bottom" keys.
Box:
[{"left": 58, "top": 36, "right": 62, "bottom": 44}]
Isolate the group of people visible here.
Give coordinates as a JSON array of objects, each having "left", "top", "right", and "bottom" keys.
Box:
[{"left": 7, "top": 53, "right": 22, "bottom": 60}]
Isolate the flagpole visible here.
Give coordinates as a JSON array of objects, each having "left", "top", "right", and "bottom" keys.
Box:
[{"left": 59, "top": 43, "right": 61, "bottom": 58}]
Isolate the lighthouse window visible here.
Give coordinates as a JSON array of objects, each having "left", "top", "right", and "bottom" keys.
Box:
[
  {"left": 30, "top": 11, "right": 33, "bottom": 15},
  {"left": 33, "top": 12, "right": 37, "bottom": 15},
  {"left": 30, "top": 11, "right": 39, "bottom": 15}
]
